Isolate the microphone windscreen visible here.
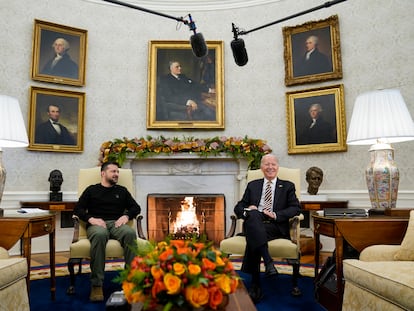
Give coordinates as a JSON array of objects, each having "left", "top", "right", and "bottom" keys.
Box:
[
  {"left": 190, "top": 33, "right": 208, "bottom": 58},
  {"left": 231, "top": 38, "right": 248, "bottom": 66}
]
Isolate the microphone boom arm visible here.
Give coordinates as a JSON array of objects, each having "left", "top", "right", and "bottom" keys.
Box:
[
  {"left": 102, "top": 0, "right": 191, "bottom": 29},
  {"left": 234, "top": 0, "right": 347, "bottom": 37}
]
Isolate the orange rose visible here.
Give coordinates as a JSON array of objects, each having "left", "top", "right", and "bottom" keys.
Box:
[
  {"left": 122, "top": 281, "right": 145, "bottom": 304},
  {"left": 214, "top": 274, "right": 232, "bottom": 294},
  {"left": 230, "top": 277, "right": 239, "bottom": 293},
  {"left": 185, "top": 285, "right": 209, "bottom": 308},
  {"left": 173, "top": 262, "right": 186, "bottom": 275},
  {"left": 169, "top": 239, "right": 186, "bottom": 248},
  {"left": 151, "top": 279, "right": 166, "bottom": 298},
  {"left": 163, "top": 273, "right": 182, "bottom": 295},
  {"left": 202, "top": 258, "right": 216, "bottom": 271},
  {"left": 151, "top": 265, "right": 164, "bottom": 280},
  {"left": 159, "top": 248, "right": 174, "bottom": 261},
  {"left": 208, "top": 286, "right": 223, "bottom": 310},
  {"left": 188, "top": 264, "right": 201, "bottom": 276}
]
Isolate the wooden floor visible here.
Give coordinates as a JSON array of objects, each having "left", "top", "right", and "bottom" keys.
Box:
[{"left": 29, "top": 250, "right": 332, "bottom": 268}]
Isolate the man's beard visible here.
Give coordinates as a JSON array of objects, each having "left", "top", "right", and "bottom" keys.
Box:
[{"left": 107, "top": 177, "right": 118, "bottom": 185}]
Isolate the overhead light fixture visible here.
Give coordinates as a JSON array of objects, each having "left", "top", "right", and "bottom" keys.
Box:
[
  {"left": 347, "top": 89, "right": 414, "bottom": 212},
  {"left": 230, "top": 0, "right": 347, "bottom": 66},
  {"left": 102, "top": 0, "right": 208, "bottom": 58},
  {"left": 0, "top": 95, "right": 29, "bottom": 216}
]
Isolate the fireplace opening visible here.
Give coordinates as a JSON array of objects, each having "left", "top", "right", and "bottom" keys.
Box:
[{"left": 147, "top": 194, "right": 225, "bottom": 246}]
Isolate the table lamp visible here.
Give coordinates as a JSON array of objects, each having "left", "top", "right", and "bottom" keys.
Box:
[
  {"left": 0, "top": 95, "right": 29, "bottom": 215},
  {"left": 346, "top": 89, "right": 414, "bottom": 212}
]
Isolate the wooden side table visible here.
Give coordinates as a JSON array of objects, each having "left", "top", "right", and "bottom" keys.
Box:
[
  {"left": 0, "top": 210, "right": 56, "bottom": 300},
  {"left": 20, "top": 201, "right": 77, "bottom": 211}
]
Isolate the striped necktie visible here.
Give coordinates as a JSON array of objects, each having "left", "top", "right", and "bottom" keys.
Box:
[{"left": 264, "top": 180, "right": 273, "bottom": 212}]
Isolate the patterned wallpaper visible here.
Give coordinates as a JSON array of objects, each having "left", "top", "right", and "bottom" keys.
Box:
[{"left": 1, "top": 0, "right": 413, "bottom": 200}]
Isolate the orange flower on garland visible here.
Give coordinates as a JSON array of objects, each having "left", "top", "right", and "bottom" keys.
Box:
[{"left": 116, "top": 238, "right": 240, "bottom": 311}]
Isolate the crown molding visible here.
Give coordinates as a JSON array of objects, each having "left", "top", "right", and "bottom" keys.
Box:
[{"left": 84, "top": 0, "right": 282, "bottom": 12}]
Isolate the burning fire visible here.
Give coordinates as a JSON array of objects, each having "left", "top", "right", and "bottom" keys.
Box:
[{"left": 172, "top": 197, "right": 200, "bottom": 237}]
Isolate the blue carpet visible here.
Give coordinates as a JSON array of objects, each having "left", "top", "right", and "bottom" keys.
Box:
[{"left": 30, "top": 271, "right": 326, "bottom": 310}]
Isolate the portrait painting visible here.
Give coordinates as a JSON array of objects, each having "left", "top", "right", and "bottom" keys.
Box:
[
  {"left": 283, "top": 15, "right": 342, "bottom": 86},
  {"left": 147, "top": 40, "right": 224, "bottom": 129},
  {"left": 286, "top": 84, "right": 347, "bottom": 154},
  {"left": 28, "top": 86, "right": 85, "bottom": 153},
  {"left": 31, "top": 19, "right": 87, "bottom": 86}
]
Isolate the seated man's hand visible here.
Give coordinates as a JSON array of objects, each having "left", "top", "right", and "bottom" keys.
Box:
[
  {"left": 88, "top": 217, "right": 106, "bottom": 228},
  {"left": 115, "top": 215, "right": 129, "bottom": 228}
]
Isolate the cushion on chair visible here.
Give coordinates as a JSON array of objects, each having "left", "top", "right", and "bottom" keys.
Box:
[
  {"left": 360, "top": 245, "right": 401, "bottom": 261},
  {"left": 220, "top": 235, "right": 299, "bottom": 259},
  {"left": 394, "top": 210, "right": 414, "bottom": 261}
]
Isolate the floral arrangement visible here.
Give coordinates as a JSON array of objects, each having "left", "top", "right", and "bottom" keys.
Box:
[
  {"left": 99, "top": 135, "right": 272, "bottom": 170},
  {"left": 118, "top": 238, "right": 240, "bottom": 311}
]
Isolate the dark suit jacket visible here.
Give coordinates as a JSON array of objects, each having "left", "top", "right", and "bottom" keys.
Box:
[
  {"left": 234, "top": 178, "right": 300, "bottom": 239},
  {"left": 35, "top": 120, "right": 75, "bottom": 145},
  {"left": 156, "top": 73, "right": 213, "bottom": 121},
  {"left": 41, "top": 53, "right": 78, "bottom": 79},
  {"left": 294, "top": 48, "right": 332, "bottom": 77},
  {"left": 297, "top": 117, "right": 336, "bottom": 145}
]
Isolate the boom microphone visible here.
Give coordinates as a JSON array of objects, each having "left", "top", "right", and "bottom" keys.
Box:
[
  {"left": 190, "top": 32, "right": 208, "bottom": 58},
  {"left": 231, "top": 23, "right": 248, "bottom": 66},
  {"left": 188, "top": 14, "right": 208, "bottom": 58}
]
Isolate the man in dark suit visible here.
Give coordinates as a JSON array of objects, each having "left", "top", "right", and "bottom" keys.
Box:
[
  {"left": 294, "top": 35, "right": 332, "bottom": 77},
  {"left": 156, "top": 60, "right": 215, "bottom": 121},
  {"left": 234, "top": 154, "right": 301, "bottom": 303},
  {"left": 41, "top": 38, "right": 78, "bottom": 79},
  {"left": 35, "top": 104, "right": 75, "bottom": 145}
]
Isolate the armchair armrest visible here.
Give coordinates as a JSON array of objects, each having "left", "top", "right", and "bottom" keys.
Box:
[
  {"left": 289, "top": 214, "right": 304, "bottom": 245},
  {"left": 359, "top": 244, "right": 400, "bottom": 261},
  {"left": 225, "top": 215, "right": 238, "bottom": 238},
  {"left": 135, "top": 215, "right": 146, "bottom": 240},
  {"left": 71, "top": 215, "right": 81, "bottom": 243}
]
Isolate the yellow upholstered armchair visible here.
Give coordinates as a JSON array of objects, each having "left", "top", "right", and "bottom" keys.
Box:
[
  {"left": 66, "top": 167, "right": 148, "bottom": 295},
  {"left": 219, "top": 167, "right": 303, "bottom": 296}
]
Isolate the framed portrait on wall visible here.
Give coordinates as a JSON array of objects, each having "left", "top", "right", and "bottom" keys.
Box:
[
  {"left": 31, "top": 19, "right": 87, "bottom": 86},
  {"left": 147, "top": 40, "right": 224, "bottom": 129},
  {"left": 283, "top": 15, "right": 342, "bottom": 86},
  {"left": 286, "top": 84, "right": 347, "bottom": 154},
  {"left": 28, "top": 86, "right": 85, "bottom": 153}
]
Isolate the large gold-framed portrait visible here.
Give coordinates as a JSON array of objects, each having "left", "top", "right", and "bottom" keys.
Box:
[
  {"left": 283, "top": 15, "right": 342, "bottom": 86},
  {"left": 31, "top": 19, "right": 87, "bottom": 86},
  {"left": 147, "top": 40, "right": 224, "bottom": 129},
  {"left": 286, "top": 84, "right": 347, "bottom": 154},
  {"left": 28, "top": 86, "right": 85, "bottom": 153}
]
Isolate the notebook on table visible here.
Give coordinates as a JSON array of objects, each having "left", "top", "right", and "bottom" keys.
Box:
[{"left": 324, "top": 208, "right": 367, "bottom": 217}]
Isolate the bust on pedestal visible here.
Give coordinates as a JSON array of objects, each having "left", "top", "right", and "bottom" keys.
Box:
[{"left": 48, "top": 169, "right": 63, "bottom": 201}]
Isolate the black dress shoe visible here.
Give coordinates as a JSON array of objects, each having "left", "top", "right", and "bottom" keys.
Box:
[
  {"left": 248, "top": 284, "right": 264, "bottom": 304},
  {"left": 265, "top": 262, "right": 278, "bottom": 277}
]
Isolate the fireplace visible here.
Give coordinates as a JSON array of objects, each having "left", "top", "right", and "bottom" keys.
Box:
[
  {"left": 122, "top": 154, "right": 249, "bottom": 242},
  {"left": 147, "top": 194, "right": 225, "bottom": 245}
]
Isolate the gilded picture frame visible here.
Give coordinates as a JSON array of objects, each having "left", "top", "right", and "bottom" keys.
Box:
[
  {"left": 286, "top": 84, "right": 347, "bottom": 154},
  {"left": 147, "top": 40, "right": 224, "bottom": 129},
  {"left": 28, "top": 86, "right": 85, "bottom": 153},
  {"left": 31, "top": 19, "right": 87, "bottom": 86},
  {"left": 283, "top": 15, "right": 342, "bottom": 86}
]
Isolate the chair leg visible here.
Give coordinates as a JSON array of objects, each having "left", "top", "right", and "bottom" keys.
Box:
[
  {"left": 67, "top": 258, "right": 82, "bottom": 295},
  {"left": 287, "top": 258, "right": 302, "bottom": 297}
]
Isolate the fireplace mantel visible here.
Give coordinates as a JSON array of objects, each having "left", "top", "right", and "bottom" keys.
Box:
[{"left": 122, "top": 154, "right": 249, "bottom": 237}]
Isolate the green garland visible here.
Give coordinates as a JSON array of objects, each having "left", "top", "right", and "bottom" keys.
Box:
[{"left": 99, "top": 135, "right": 272, "bottom": 170}]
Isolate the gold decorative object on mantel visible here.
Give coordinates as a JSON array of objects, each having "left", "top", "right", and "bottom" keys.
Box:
[{"left": 99, "top": 136, "right": 272, "bottom": 170}]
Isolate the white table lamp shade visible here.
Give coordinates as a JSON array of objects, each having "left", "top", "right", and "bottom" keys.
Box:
[
  {"left": 347, "top": 89, "right": 414, "bottom": 145},
  {"left": 0, "top": 95, "right": 29, "bottom": 148}
]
